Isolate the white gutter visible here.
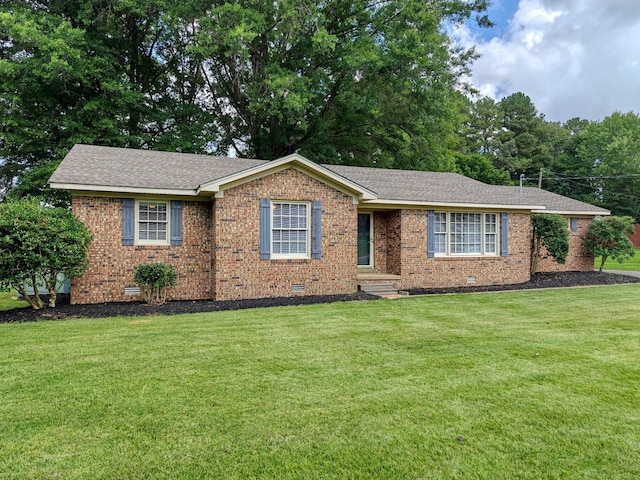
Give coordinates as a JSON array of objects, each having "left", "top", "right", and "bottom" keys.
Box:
[
  {"left": 362, "top": 198, "right": 547, "bottom": 211},
  {"left": 48, "top": 182, "right": 199, "bottom": 197}
]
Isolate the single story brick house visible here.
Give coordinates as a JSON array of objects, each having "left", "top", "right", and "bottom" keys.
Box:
[{"left": 49, "top": 144, "right": 609, "bottom": 305}]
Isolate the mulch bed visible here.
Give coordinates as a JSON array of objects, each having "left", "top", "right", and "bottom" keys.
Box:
[{"left": 2, "top": 271, "right": 638, "bottom": 323}]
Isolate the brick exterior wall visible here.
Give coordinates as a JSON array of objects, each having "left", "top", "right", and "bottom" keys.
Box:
[
  {"left": 71, "top": 196, "right": 212, "bottom": 304},
  {"left": 535, "top": 217, "right": 595, "bottom": 272},
  {"left": 392, "top": 210, "right": 532, "bottom": 290},
  {"left": 629, "top": 224, "right": 640, "bottom": 247},
  {"left": 70, "top": 179, "right": 596, "bottom": 305},
  {"left": 369, "top": 211, "right": 402, "bottom": 275},
  {"left": 213, "top": 168, "right": 358, "bottom": 300}
]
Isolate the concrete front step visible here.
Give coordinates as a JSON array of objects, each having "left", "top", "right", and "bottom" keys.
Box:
[{"left": 359, "top": 282, "right": 399, "bottom": 297}]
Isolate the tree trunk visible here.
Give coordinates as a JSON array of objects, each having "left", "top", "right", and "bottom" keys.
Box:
[
  {"left": 14, "top": 282, "right": 42, "bottom": 310},
  {"left": 44, "top": 272, "right": 58, "bottom": 308},
  {"left": 599, "top": 255, "right": 608, "bottom": 272},
  {"left": 48, "top": 288, "right": 57, "bottom": 308},
  {"left": 30, "top": 274, "right": 44, "bottom": 309}
]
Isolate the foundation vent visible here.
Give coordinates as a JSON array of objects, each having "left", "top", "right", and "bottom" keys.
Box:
[
  {"left": 291, "top": 284, "right": 305, "bottom": 293},
  {"left": 466, "top": 276, "right": 477, "bottom": 284},
  {"left": 124, "top": 286, "right": 141, "bottom": 295}
]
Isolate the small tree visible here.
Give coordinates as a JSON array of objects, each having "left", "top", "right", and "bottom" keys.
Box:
[
  {"left": 0, "top": 199, "right": 93, "bottom": 308},
  {"left": 530, "top": 214, "right": 570, "bottom": 274},
  {"left": 585, "top": 216, "right": 635, "bottom": 271},
  {"left": 133, "top": 263, "right": 177, "bottom": 305}
]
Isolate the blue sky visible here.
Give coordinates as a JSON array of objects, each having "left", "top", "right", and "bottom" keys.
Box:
[
  {"left": 454, "top": 0, "right": 640, "bottom": 122},
  {"left": 472, "top": 0, "right": 520, "bottom": 41}
]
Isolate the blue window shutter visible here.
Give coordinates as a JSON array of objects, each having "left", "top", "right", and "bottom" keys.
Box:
[
  {"left": 122, "top": 198, "right": 135, "bottom": 246},
  {"left": 171, "top": 200, "right": 183, "bottom": 246},
  {"left": 571, "top": 217, "right": 578, "bottom": 232},
  {"left": 501, "top": 212, "right": 509, "bottom": 257},
  {"left": 312, "top": 200, "right": 322, "bottom": 259},
  {"left": 259, "top": 198, "right": 271, "bottom": 260},
  {"left": 427, "top": 210, "right": 435, "bottom": 258}
]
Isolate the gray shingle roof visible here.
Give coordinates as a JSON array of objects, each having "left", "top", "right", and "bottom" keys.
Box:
[
  {"left": 49, "top": 144, "right": 609, "bottom": 215},
  {"left": 49, "top": 144, "right": 267, "bottom": 191},
  {"left": 324, "top": 164, "right": 609, "bottom": 213}
]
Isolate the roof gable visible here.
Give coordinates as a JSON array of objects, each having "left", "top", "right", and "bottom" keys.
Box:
[{"left": 198, "top": 153, "right": 377, "bottom": 200}]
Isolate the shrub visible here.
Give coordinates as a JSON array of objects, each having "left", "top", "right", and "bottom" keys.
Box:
[
  {"left": 530, "top": 214, "right": 569, "bottom": 274},
  {"left": 0, "top": 198, "right": 92, "bottom": 309},
  {"left": 585, "top": 216, "right": 635, "bottom": 271},
  {"left": 133, "top": 263, "right": 177, "bottom": 305}
]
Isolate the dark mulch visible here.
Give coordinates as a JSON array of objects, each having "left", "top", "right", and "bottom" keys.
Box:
[
  {"left": 406, "top": 270, "right": 640, "bottom": 295},
  {"left": 2, "top": 271, "right": 638, "bottom": 323},
  {"left": 0, "top": 291, "right": 379, "bottom": 323}
]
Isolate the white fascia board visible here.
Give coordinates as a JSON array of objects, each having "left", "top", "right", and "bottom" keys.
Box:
[
  {"left": 531, "top": 209, "right": 611, "bottom": 216},
  {"left": 198, "top": 153, "right": 377, "bottom": 200},
  {"left": 362, "top": 199, "right": 547, "bottom": 211},
  {"left": 48, "top": 182, "right": 198, "bottom": 197}
]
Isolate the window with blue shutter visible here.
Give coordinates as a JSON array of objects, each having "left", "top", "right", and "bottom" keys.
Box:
[
  {"left": 122, "top": 198, "right": 135, "bottom": 246},
  {"left": 123, "top": 199, "right": 179, "bottom": 246},
  {"left": 171, "top": 201, "right": 183, "bottom": 246},
  {"left": 260, "top": 199, "right": 318, "bottom": 260}
]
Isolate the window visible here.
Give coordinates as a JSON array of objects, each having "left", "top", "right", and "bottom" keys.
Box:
[
  {"left": 137, "top": 200, "right": 169, "bottom": 245},
  {"left": 432, "top": 212, "right": 499, "bottom": 256},
  {"left": 433, "top": 212, "right": 448, "bottom": 254},
  {"left": 271, "top": 202, "right": 309, "bottom": 258},
  {"left": 484, "top": 214, "right": 498, "bottom": 254}
]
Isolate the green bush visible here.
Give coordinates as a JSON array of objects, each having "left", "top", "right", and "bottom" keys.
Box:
[
  {"left": 585, "top": 216, "right": 635, "bottom": 271},
  {"left": 530, "top": 214, "right": 569, "bottom": 274},
  {"left": 133, "top": 263, "right": 177, "bottom": 305},
  {"left": 0, "top": 198, "right": 93, "bottom": 309}
]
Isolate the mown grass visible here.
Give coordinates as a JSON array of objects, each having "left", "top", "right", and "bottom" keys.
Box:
[
  {"left": 0, "top": 291, "right": 28, "bottom": 311},
  {"left": 597, "top": 246, "right": 640, "bottom": 271},
  {"left": 1, "top": 285, "right": 640, "bottom": 479}
]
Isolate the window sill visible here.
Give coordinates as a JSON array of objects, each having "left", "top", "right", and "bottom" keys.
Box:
[
  {"left": 268, "top": 258, "right": 312, "bottom": 264},
  {"left": 134, "top": 245, "right": 172, "bottom": 250},
  {"left": 433, "top": 255, "right": 501, "bottom": 261}
]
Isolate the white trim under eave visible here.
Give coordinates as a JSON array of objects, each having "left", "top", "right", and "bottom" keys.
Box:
[
  {"left": 48, "top": 182, "right": 199, "bottom": 197},
  {"left": 361, "top": 199, "right": 547, "bottom": 211},
  {"left": 531, "top": 209, "right": 611, "bottom": 216}
]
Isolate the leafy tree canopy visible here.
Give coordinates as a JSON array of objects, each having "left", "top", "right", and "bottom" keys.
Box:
[
  {"left": 576, "top": 112, "right": 640, "bottom": 220},
  {"left": 1, "top": 0, "right": 491, "bottom": 203}
]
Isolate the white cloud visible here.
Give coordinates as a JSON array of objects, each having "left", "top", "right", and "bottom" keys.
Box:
[{"left": 455, "top": 0, "right": 640, "bottom": 122}]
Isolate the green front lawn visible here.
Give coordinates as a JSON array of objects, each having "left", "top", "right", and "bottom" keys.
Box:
[
  {"left": 2, "top": 285, "right": 640, "bottom": 479},
  {"left": 0, "top": 291, "right": 28, "bottom": 311},
  {"left": 596, "top": 246, "right": 640, "bottom": 271}
]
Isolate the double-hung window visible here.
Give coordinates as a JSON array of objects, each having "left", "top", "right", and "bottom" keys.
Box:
[
  {"left": 433, "top": 212, "right": 498, "bottom": 256},
  {"left": 137, "top": 200, "right": 169, "bottom": 245},
  {"left": 271, "top": 202, "right": 309, "bottom": 259}
]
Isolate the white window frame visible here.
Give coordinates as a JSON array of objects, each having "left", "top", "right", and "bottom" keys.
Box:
[
  {"left": 270, "top": 201, "right": 310, "bottom": 260},
  {"left": 434, "top": 211, "right": 499, "bottom": 257},
  {"left": 135, "top": 200, "right": 170, "bottom": 246}
]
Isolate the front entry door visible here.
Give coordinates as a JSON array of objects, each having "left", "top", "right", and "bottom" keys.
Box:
[{"left": 357, "top": 213, "right": 372, "bottom": 267}]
